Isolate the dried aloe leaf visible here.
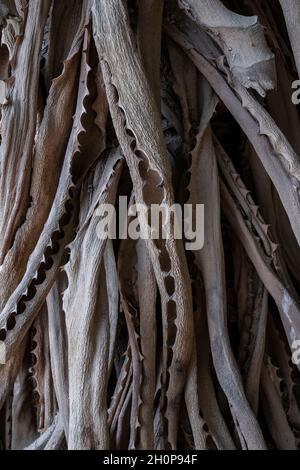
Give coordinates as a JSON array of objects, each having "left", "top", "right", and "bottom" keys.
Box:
[
  {"left": 93, "top": 0, "right": 194, "bottom": 449},
  {"left": 2, "top": 0, "right": 300, "bottom": 452},
  {"left": 0, "top": 0, "right": 51, "bottom": 260},
  {"left": 278, "top": 0, "right": 300, "bottom": 79},
  {"left": 177, "top": 0, "right": 276, "bottom": 95}
]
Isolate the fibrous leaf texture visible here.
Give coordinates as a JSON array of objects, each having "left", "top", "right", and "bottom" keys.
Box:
[{"left": 0, "top": 0, "right": 300, "bottom": 451}]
